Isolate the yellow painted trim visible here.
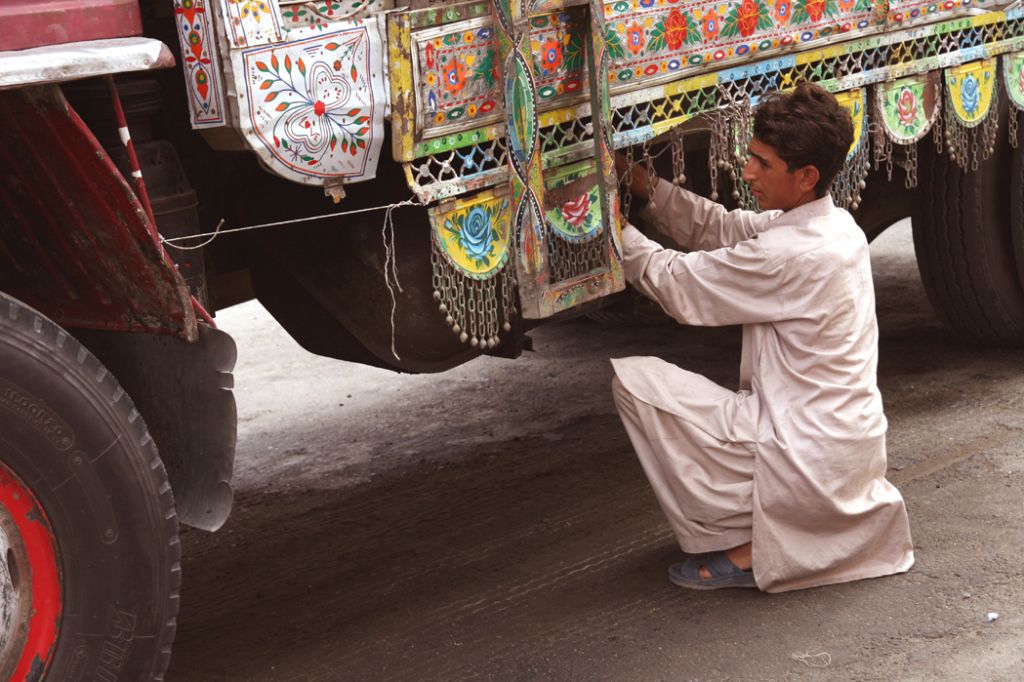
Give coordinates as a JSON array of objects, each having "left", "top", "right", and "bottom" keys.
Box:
[
  {"left": 388, "top": 14, "right": 416, "bottom": 162},
  {"left": 796, "top": 44, "right": 844, "bottom": 65},
  {"left": 651, "top": 114, "right": 692, "bottom": 136},
  {"left": 538, "top": 106, "right": 585, "bottom": 127},
  {"left": 969, "top": 11, "right": 1005, "bottom": 28},
  {"left": 662, "top": 72, "right": 717, "bottom": 97},
  {"left": 834, "top": 88, "right": 865, "bottom": 159}
]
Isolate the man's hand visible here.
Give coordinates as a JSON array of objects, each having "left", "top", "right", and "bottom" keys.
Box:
[{"left": 615, "top": 151, "right": 655, "bottom": 201}]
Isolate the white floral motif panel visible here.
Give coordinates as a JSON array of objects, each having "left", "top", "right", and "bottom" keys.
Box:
[
  {"left": 220, "top": 0, "right": 283, "bottom": 48},
  {"left": 238, "top": 22, "right": 386, "bottom": 183}
]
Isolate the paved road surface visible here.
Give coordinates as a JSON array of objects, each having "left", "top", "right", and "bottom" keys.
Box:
[{"left": 167, "top": 221, "right": 1024, "bottom": 681}]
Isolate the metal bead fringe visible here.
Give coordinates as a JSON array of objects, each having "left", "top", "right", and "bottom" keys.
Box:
[{"left": 430, "top": 245, "right": 516, "bottom": 350}]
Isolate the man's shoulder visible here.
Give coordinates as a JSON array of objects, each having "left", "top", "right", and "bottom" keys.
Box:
[{"left": 757, "top": 207, "right": 864, "bottom": 266}]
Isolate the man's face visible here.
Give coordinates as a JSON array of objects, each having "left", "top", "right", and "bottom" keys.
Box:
[{"left": 741, "top": 138, "right": 819, "bottom": 211}]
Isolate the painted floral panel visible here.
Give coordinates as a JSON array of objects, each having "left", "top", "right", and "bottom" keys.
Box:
[
  {"left": 416, "top": 10, "right": 588, "bottom": 131},
  {"left": 432, "top": 192, "right": 512, "bottom": 279},
  {"left": 240, "top": 23, "right": 385, "bottom": 181},
  {"left": 543, "top": 161, "right": 607, "bottom": 243},
  {"left": 1003, "top": 52, "right": 1024, "bottom": 111},
  {"left": 946, "top": 59, "right": 996, "bottom": 127},
  {"left": 546, "top": 186, "right": 604, "bottom": 242},
  {"left": 601, "top": 0, "right": 875, "bottom": 86},
  {"left": 877, "top": 75, "right": 935, "bottom": 143},
  {"left": 174, "top": 0, "right": 227, "bottom": 128}
]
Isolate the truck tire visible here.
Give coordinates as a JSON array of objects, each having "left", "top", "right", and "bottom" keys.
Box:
[
  {"left": 0, "top": 292, "right": 180, "bottom": 680},
  {"left": 912, "top": 123, "right": 1024, "bottom": 346},
  {"left": 1008, "top": 124, "right": 1024, "bottom": 294}
]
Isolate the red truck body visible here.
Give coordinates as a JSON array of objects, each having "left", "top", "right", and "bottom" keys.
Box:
[{"left": 0, "top": 0, "right": 141, "bottom": 51}]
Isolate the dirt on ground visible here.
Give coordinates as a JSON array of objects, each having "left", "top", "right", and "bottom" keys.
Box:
[{"left": 166, "top": 222, "right": 1024, "bottom": 681}]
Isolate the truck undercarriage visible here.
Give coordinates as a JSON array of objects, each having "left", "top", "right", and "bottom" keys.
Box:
[{"left": 1, "top": 0, "right": 1024, "bottom": 677}]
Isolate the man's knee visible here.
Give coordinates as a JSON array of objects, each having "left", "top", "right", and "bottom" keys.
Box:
[
  {"left": 611, "top": 375, "right": 627, "bottom": 403},
  {"left": 611, "top": 375, "right": 638, "bottom": 420}
]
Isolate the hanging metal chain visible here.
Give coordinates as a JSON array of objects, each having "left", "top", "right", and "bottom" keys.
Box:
[
  {"left": 834, "top": 134, "right": 870, "bottom": 209},
  {"left": 932, "top": 96, "right": 945, "bottom": 155},
  {"left": 500, "top": 267, "right": 516, "bottom": 333},
  {"left": 872, "top": 121, "right": 894, "bottom": 182},
  {"left": 728, "top": 96, "right": 754, "bottom": 205},
  {"left": 707, "top": 107, "right": 727, "bottom": 201},
  {"left": 980, "top": 84, "right": 1001, "bottom": 162},
  {"left": 671, "top": 128, "right": 687, "bottom": 187},
  {"left": 904, "top": 144, "right": 918, "bottom": 189},
  {"left": 643, "top": 137, "right": 659, "bottom": 211},
  {"left": 621, "top": 144, "right": 635, "bottom": 220}
]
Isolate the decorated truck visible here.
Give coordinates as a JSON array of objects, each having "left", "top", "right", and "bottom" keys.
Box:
[{"left": 2, "top": 0, "right": 1024, "bottom": 677}]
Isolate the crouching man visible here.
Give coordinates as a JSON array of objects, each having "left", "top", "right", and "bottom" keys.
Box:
[{"left": 612, "top": 83, "right": 914, "bottom": 592}]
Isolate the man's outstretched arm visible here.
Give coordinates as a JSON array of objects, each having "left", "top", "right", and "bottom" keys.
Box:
[
  {"left": 620, "top": 223, "right": 788, "bottom": 327},
  {"left": 617, "top": 154, "right": 777, "bottom": 251}
]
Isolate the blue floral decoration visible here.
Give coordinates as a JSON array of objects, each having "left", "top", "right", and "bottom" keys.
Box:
[
  {"left": 446, "top": 205, "right": 496, "bottom": 267},
  {"left": 462, "top": 208, "right": 492, "bottom": 257},
  {"left": 961, "top": 74, "right": 980, "bottom": 116}
]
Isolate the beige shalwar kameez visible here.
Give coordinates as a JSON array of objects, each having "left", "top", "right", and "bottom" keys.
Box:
[{"left": 612, "top": 180, "right": 914, "bottom": 592}]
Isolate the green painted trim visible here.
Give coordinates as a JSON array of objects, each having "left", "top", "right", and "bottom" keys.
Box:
[{"left": 409, "top": 2, "right": 491, "bottom": 30}]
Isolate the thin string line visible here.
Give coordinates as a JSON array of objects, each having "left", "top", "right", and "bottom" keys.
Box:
[
  {"left": 160, "top": 197, "right": 422, "bottom": 250},
  {"left": 382, "top": 203, "right": 404, "bottom": 361}
]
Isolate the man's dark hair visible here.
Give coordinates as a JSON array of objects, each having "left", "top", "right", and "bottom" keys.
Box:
[{"left": 752, "top": 83, "right": 854, "bottom": 197}]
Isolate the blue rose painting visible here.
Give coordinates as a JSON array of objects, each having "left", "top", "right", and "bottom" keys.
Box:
[
  {"left": 960, "top": 74, "right": 980, "bottom": 116},
  {"left": 445, "top": 204, "right": 502, "bottom": 268}
]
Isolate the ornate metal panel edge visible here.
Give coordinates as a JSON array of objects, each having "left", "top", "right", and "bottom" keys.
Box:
[{"left": 174, "top": 0, "right": 228, "bottom": 129}]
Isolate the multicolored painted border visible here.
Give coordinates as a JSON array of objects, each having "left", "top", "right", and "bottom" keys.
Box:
[
  {"left": 396, "top": 7, "right": 1024, "bottom": 202},
  {"left": 599, "top": 0, "right": 875, "bottom": 86},
  {"left": 389, "top": 1, "right": 1018, "bottom": 163},
  {"left": 889, "top": 0, "right": 981, "bottom": 26},
  {"left": 491, "top": 0, "right": 550, "bottom": 291},
  {"left": 174, "top": 0, "right": 227, "bottom": 128},
  {"left": 483, "top": 0, "right": 625, "bottom": 319}
]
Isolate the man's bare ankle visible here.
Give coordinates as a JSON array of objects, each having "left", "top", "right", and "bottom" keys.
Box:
[
  {"left": 696, "top": 542, "right": 753, "bottom": 579},
  {"left": 725, "top": 543, "right": 753, "bottom": 571}
]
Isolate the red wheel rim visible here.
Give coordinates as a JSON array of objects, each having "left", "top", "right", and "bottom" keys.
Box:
[{"left": 0, "top": 461, "right": 61, "bottom": 681}]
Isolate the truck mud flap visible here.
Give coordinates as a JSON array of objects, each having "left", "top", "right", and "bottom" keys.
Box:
[{"left": 73, "top": 324, "right": 238, "bottom": 531}]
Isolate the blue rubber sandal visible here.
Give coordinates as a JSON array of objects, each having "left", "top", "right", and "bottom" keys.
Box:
[{"left": 668, "top": 552, "right": 758, "bottom": 590}]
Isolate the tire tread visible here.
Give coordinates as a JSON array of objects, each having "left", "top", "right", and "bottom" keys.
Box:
[
  {"left": 0, "top": 291, "right": 181, "bottom": 681},
  {"left": 913, "top": 117, "right": 1024, "bottom": 346}
]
